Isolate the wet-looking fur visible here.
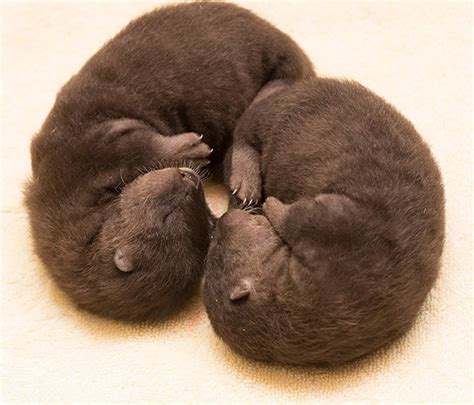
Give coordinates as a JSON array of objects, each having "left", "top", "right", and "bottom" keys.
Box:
[
  {"left": 24, "top": 2, "right": 314, "bottom": 321},
  {"left": 204, "top": 78, "right": 445, "bottom": 365}
]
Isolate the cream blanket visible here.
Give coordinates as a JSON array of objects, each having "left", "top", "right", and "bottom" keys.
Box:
[{"left": 1, "top": 1, "right": 472, "bottom": 402}]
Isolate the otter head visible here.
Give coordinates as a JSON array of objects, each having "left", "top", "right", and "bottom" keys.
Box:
[
  {"left": 205, "top": 209, "right": 276, "bottom": 301},
  {"left": 203, "top": 209, "right": 287, "bottom": 360},
  {"left": 102, "top": 167, "right": 210, "bottom": 275},
  {"left": 26, "top": 121, "right": 215, "bottom": 322},
  {"left": 87, "top": 165, "right": 214, "bottom": 321}
]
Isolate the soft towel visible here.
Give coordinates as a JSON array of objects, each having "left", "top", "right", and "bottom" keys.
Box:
[{"left": 1, "top": 1, "right": 472, "bottom": 402}]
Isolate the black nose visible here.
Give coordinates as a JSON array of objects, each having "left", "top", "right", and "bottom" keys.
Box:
[{"left": 178, "top": 167, "right": 200, "bottom": 188}]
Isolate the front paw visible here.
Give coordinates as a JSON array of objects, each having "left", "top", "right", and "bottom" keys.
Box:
[
  {"left": 229, "top": 146, "right": 261, "bottom": 207},
  {"left": 161, "top": 132, "right": 213, "bottom": 164},
  {"left": 230, "top": 175, "right": 261, "bottom": 208}
]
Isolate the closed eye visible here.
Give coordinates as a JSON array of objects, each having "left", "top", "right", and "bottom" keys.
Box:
[
  {"left": 95, "top": 183, "right": 125, "bottom": 206},
  {"left": 85, "top": 222, "right": 103, "bottom": 248},
  {"left": 102, "top": 182, "right": 125, "bottom": 196},
  {"left": 163, "top": 210, "right": 173, "bottom": 224},
  {"left": 114, "top": 182, "right": 125, "bottom": 193}
]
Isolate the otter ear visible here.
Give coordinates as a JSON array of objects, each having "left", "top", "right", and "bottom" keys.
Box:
[
  {"left": 87, "top": 118, "right": 151, "bottom": 142},
  {"left": 114, "top": 248, "right": 134, "bottom": 272},
  {"left": 250, "top": 80, "right": 289, "bottom": 106},
  {"left": 102, "top": 118, "right": 151, "bottom": 137},
  {"left": 229, "top": 279, "right": 252, "bottom": 301}
]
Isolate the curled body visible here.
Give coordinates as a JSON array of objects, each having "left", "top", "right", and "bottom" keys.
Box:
[
  {"left": 204, "top": 78, "right": 445, "bottom": 365},
  {"left": 25, "top": 2, "right": 314, "bottom": 321}
]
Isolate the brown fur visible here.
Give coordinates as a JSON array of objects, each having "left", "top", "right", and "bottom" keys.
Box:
[
  {"left": 24, "top": 2, "right": 314, "bottom": 322},
  {"left": 203, "top": 78, "right": 445, "bottom": 365}
]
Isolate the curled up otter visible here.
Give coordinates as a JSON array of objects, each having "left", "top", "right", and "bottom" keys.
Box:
[
  {"left": 24, "top": 2, "right": 314, "bottom": 321},
  {"left": 203, "top": 78, "right": 445, "bottom": 365}
]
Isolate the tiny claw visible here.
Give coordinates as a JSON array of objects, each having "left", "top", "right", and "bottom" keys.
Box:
[
  {"left": 248, "top": 199, "right": 253, "bottom": 206},
  {"left": 232, "top": 189, "right": 238, "bottom": 195},
  {"left": 199, "top": 134, "right": 204, "bottom": 140},
  {"left": 209, "top": 148, "right": 213, "bottom": 153},
  {"left": 242, "top": 198, "right": 247, "bottom": 205}
]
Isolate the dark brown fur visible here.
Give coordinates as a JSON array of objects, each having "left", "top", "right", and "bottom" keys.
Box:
[
  {"left": 24, "top": 2, "right": 314, "bottom": 322},
  {"left": 203, "top": 78, "right": 445, "bottom": 365}
]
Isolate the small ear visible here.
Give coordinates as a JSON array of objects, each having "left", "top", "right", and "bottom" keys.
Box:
[
  {"left": 103, "top": 118, "right": 151, "bottom": 137},
  {"left": 251, "top": 80, "right": 289, "bottom": 106},
  {"left": 229, "top": 280, "right": 252, "bottom": 301},
  {"left": 88, "top": 118, "right": 151, "bottom": 142},
  {"left": 114, "top": 248, "right": 134, "bottom": 272}
]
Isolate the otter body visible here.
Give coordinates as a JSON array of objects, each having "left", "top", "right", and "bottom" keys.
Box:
[
  {"left": 25, "top": 2, "right": 313, "bottom": 321},
  {"left": 204, "top": 78, "right": 444, "bottom": 365}
]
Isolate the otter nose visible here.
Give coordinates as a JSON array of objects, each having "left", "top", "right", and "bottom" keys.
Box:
[{"left": 178, "top": 167, "right": 200, "bottom": 188}]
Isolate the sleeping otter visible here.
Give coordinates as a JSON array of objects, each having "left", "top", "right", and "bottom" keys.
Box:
[
  {"left": 24, "top": 2, "right": 314, "bottom": 321},
  {"left": 203, "top": 78, "right": 445, "bottom": 365}
]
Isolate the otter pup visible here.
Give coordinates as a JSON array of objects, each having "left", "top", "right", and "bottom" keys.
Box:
[
  {"left": 204, "top": 78, "right": 445, "bottom": 365},
  {"left": 25, "top": 2, "right": 314, "bottom": 321}
]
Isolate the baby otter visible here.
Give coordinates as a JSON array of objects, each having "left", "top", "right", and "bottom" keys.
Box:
[
  {"left": 204, "top": 78, "right": 445, "bottom": 365},
  {"left": 25, "top": 2, "right": 314, "bottom": 321}
]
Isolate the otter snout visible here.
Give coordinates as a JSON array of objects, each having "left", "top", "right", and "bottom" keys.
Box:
[{"left": 122, "top": 167, "right": 202, "bottom": 201}]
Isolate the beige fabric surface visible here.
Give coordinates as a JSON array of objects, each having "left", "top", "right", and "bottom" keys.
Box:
[{"left": 1, "top": 1, "right": 472, "bottom": 402}]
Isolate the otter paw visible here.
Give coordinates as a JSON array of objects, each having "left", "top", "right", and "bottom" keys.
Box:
[
  {"left": 160, "top": 132, "right": 213, "bottom": 164},
  {"left": 229, "top": 147, "right": 261, "bottom": 207},
  {"left": 230, "top": 177, "right": 261, "bottom": 208}
]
